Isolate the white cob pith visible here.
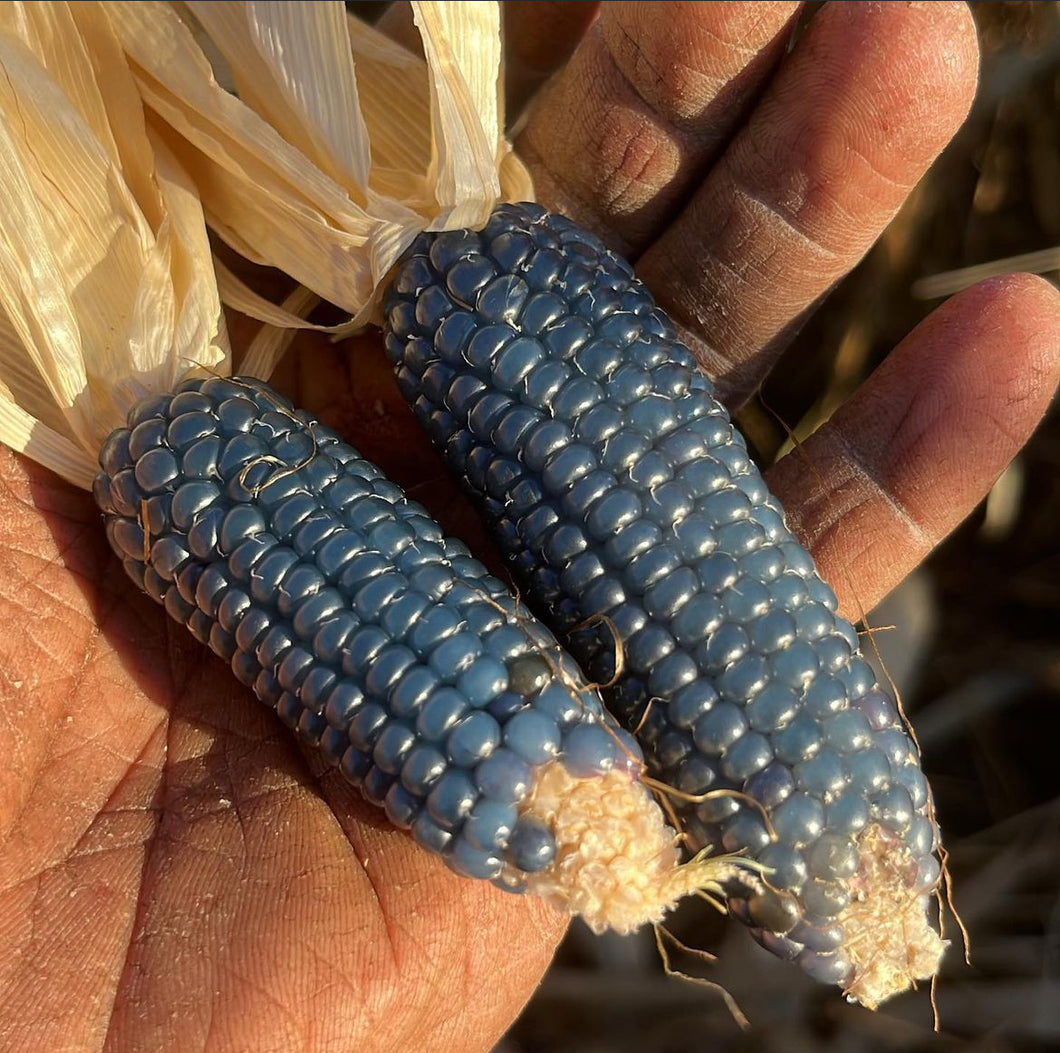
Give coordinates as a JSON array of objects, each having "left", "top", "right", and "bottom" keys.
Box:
[
  {"left": 110, "top": 1, "right": 951, "bottom": 1007},
  {"left": 0, "top": 2, "right": 744, "bottom": 937}
]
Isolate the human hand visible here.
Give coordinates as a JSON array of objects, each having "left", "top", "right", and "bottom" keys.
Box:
[{"left": 3, "top": 4, "right": 1058, "bottom": 1053}]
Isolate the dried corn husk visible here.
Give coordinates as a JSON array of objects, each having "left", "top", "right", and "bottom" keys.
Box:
[
  {"left": 112, "top": 1, "right": 533, "bottom": 352},
  {"left": 0, "top": 1, "right": 229, "bottom": 488}
]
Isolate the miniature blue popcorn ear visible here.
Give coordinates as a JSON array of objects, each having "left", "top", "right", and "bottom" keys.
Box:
[
  {"left": 110, "top": 0, "right": 947, "bottom": 1006},
  {"left": 0, "top": 2, "right": 745, "bottom": 937}
]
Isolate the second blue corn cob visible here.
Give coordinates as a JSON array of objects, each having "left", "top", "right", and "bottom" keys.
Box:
[
  {"left": 382, "top": 201, "right": 946, "bottom": 1006},
  {"left": 92, "top": 372, "right": 734, "bottom": 933}
]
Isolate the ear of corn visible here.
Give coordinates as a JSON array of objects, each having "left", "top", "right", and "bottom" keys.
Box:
[
  {"left": 91, "top": 372, "right": 743, "bottom": 933},
  {"left": 382, "top": 201, "right": 947, "bottom": 1007}
]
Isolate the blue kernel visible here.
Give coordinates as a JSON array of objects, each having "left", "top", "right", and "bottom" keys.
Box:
[
  {"left": 299, "top": 666, "right": 337, "bottom": 714},
  {"left": 853, "top": 688, "right": 899, "bottom": 730},
  {"left": 464, "top": 799, "right": 518, "bottom": 852},
  {"left": 721, "top": 731, "right": 773, "bottom": 782},
  {"left": 372, "top": 721, "right": 417, "bottom": 775},
  {"left": 217, "top": 396, "right": 258, "bottom": 433},
  {"left": 534, "top": 683, "right": 585, "bottom": 729},
  {"left": 99, "top": 428, "right": 132, "bottom": 475},
  {"left": 746, "top": 890, "right": 800, "bottom": 935},
  {"left": 745, "top": 761, "right": 795, "bottom": 808},
  {"left": 721, "top": 811, "right": 772, "bottom": 854},
  {"left": 447, "top": 710, "right": 501, "bottom": 767},
  {"left": 821, "top": 709, "right": 871, "bottom": 752},
  {"left": 801, "top": 879, "right": 850, "bottom": 919},
  {"left": 475, "top": 748, "right": 532, "bottom": 802},
  {"left": 824, "top": 791, "right": 870, "bottom": 835},
  {"left": 216, "top": 588, "right": 251, "bottom": 633},
  {"left": 170, "top": 481, "right": 221, "bottom": 532},
  {"left": 757, "top": 841, "right": 808, "bottom": 892},
  {"left": 365, "top": 645, "right": 418, "bottom": 698},
  {"left": 128, "top": 417, "right": 168, "bottom": 460},
  {"left": 654, "top": 728, "right": 692, "bottom": 770},
  {"left": 318, "top": 727, "right": 347, "bottom": 765},
  {"left": 340, "top": 625, "right": 390, "bottom": 678},
  {"left": 693, "top": 702, "right": 747, "bottom": 756},
  {"left": 872, "top": 784, "right": 914, "bottom": 833},
  {"left": 427, "top": 769, "right": 479, "bottom": 828},
  {"left": 506, "top": 818, "right": 556, "bottom": 873},
  {"left": 240, "top": 542, "right": 294, "bottom": 602},
  {"left": 388, "top": 665, "right": 439, "bottom": 719},
  {"left": 561, "top": 723, "right": 623, "bottom": 777},
  {"left": 794, "top": 749, "right": 847, "bottom": 800},
  {"left": 312, "top": 611, "right": 358, "bottom": 664},
  {"left": 792, "top": 602, "right": 832, "bottom": 641},
  {"left": 407, "top": 605, "right": 462, "bottom": 658},
  {"left": 216, "top": 507, "right": 267, "bottom": 556},
  {"left": 599, "top": 429, "right": 650, "bottom": 474},
  {"left": 670, "top": 594, "right": 724, "bottom": 648},
  {"left": 717, "top": 653, "right": 769, "bottom": 703},
  {"left": 523, "top": 419, "right": 571, "bottom": 473},
  {"left": 797, "top": 950, "right": 853, "bottom": 987},
  {"left": 846, "top": 747, "right": 892, "bottom": 793},
  {"left": 349, "top": 702, "right": 389, "bottom": 751},
  {"left": 696, "top": 552, "right": 739, "bottom": 594},
  {"left": 167, "top": 411, "right": 216, "bottom": 451},
  {"left": 789, "top": 917, "right": 844, "bottom": 952},
  {"left": 361, "top": 766, "right": 395, "bottom": 806},
  {"left": 645, "top": 653, "right": 698, "bottom": 703},
  {"left": 746, "top": 683, "right": 799, "bottom": 733},
  {"left": 807, "top": 833, "right": 859, "bottom": 881},
  {"left": 773, "top": 713, "right": 823, "bottom": 766},
  {"left": 277, "top": 564, "right": 327, "bottom": 617},
  {"left": 504, "top": 709, "right": 561, "bottom": 765},
  {"left": 674, "top": 755, "right": 716, "bottom": 795},
  {"left": 134, "top": 446, "right": 180, "bottom": 494},
  {"left": 149, "top": 536, "right": 191, "bottom": 580},
  {"left": 383, "top": 782, "right": 420, "bottom": 829},
  {"left": 701, "top": 623, "right": 749, "bottom": 674},
  {"left": 428, "top": 630, "right": 484, "bottom": 681},
  {"left": 450, "top": 838, "right": 504, "bottom": 880},
  {"left": 233, "top": 607, "right": 270, "bottom": 655},
  {"left": 411, "top": 812, "right": 452, "bottom": 854},
  {"left": 417, "top": 687, "right": 468, "bottom": 741},
  {"left": 669, "top": 681, "right": 718, "bottom": 729},
  {"left": 770, "top": 640, "right": 820, "bottom": 689},
  {"left": 772, "top": 793, "right": 825, "bottom": 847},
  {"left": 291, "top": 588, "right": 344, "bottom": 639},
  {"left": 401, "top": 743, "right": 448, "bottom": 795}
]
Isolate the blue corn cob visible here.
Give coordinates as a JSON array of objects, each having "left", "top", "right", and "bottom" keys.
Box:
[
  {"left": 382, "top": 201, "right": 946, "bottom": 1006},
  {"left": 91, "top": 372, "right": 734, "bottom": 933}
]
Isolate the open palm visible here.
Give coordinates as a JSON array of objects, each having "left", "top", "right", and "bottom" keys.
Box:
[{"left": 2, "top": 4, "right": 1058, "bottom": 1053}]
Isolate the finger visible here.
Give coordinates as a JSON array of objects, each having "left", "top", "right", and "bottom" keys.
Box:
[
  {"left": 375, "top": 2, "right": 600, "bottom": 117},
  {"left": 502, "top": 1, "right": 600, "bottom": 115},
  {"left": 765, "top": 274, "right": 1060, "bottom": 621},
  {"left": 638, "top": 0, "right": 980, "bottom": 407},
  {"left": 518, "top": 1, "right": 802, "bottom": 255}
]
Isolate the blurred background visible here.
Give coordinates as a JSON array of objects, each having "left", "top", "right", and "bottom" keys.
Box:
[{"left": 492, "top": 3, "right": 1060, "bottom": 1051}]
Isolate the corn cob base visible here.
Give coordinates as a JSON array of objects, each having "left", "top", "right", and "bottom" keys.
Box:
[
  {"left": 90, "top": 374, "right": 743, "bottom": 935},
  {"left": 383, "top": 202, "right": 947, "bottom": 1006}
]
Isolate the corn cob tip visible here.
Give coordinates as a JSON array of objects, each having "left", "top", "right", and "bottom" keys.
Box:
[
  {"left": 513, "top": 762, "right": 746, "bottom": 935},
  {"left": 837, "top": 824, "right": 948, "bottom": 1008}
]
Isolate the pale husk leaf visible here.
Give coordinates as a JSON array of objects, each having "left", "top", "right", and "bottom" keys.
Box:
[
  {"left": 114, "top": 0, "right": 532, "bottom": 325},
  {"left": 0, "top": 3, "right": 229, "bottom": 489}
]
